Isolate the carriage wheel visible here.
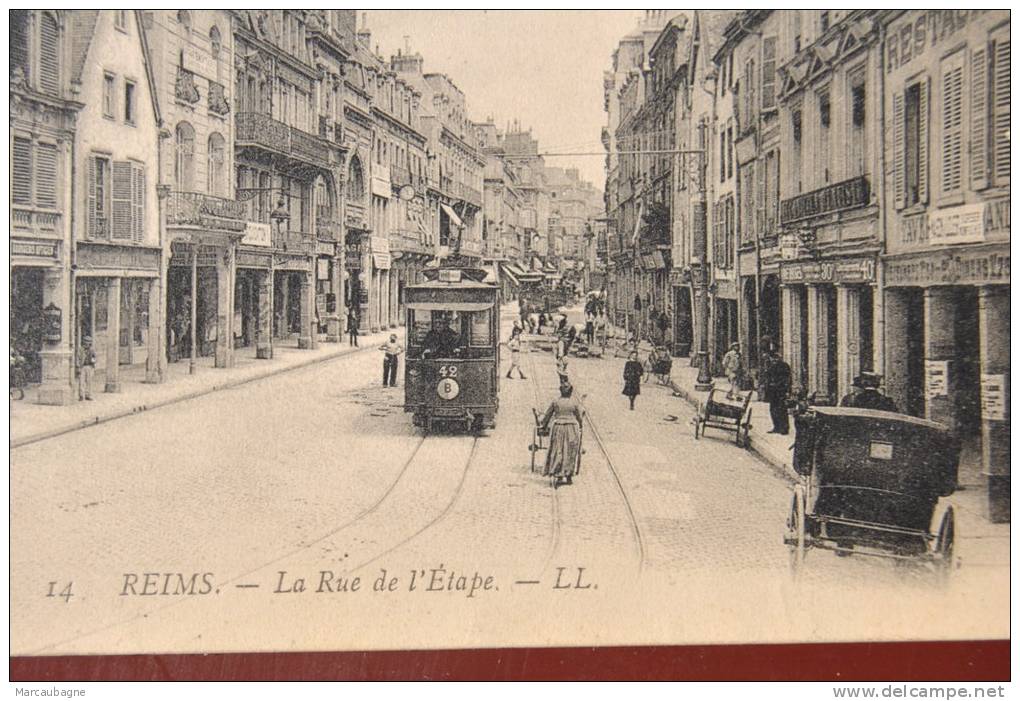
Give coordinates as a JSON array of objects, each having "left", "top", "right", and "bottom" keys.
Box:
[
  {"left": 530, "top": 428, "right": 539, "bottom": 472},
  {"left": 737, "top": 408, "right": 753, "bottom": 449},
  {"left": 787, "top": 485, "right": 807, "bottom": 575},
  {"left": 935, "top": 506, "right": 955, "bottom": 585}
]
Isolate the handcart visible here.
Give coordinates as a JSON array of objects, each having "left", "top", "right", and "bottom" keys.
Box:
[{"left": 693, "top": 388, "right": 753, "bottom": 447}]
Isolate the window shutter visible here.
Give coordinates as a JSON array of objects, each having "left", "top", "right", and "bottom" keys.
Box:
[
  {"left": 762, "top": 36, "right": 777, "bottom": 111},
  {"left": 991, "top": 37, "right": 1010, "bottom": 184},
  {"left": 918, "top": 78, "right": 929, "bottom": 204},
  {"left": 35, "top": 142, "right": 58, "bottom": 208},
  {"left": 39, "top": 13, "right": 60, "bottom": 96},
  {"left": 87, "top": 157, "right": 97, "bottom": 236},
  {"left": 969, "top": 45, "right": 989, "bottom": 190},
  {"left": 112, "top": 160, "right": 133, "bottom": 239},
  {"left": 12, "top": 137, "right": 33, "bottom": 205},
  {"left": 132, "top": 164, "right": 145, "bottom": 242},
  {"left": 892, "top": 91, "right": 905, "bottom": 209},
  {"left": 11, "top": 11, "right": 30, "bottom": 81},
  {"left": 755, "top": 153, "right": 766, "bottom": 234},
  {"left": 940, "top": 53, "right": 964, "bottom": 194}
]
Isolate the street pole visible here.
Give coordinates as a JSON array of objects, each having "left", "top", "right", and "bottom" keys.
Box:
[{"left": 692, "top": 119, "right": 712, "bottom": 391}]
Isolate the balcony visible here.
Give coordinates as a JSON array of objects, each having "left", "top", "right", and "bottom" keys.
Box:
[
  {"left": 275, "top": 228, "right": 314, "bottom": 253},
  {"left": 235, "top": 112, "right": 330, "bottom": 168},
  {"left": 11, "top": 206, "right": 61, "bottom": 238},
  {"left": 166, "top": 191, "right": 246, "bottom": 233}
]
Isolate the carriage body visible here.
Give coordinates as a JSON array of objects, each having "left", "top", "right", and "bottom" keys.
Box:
[
  {"left": 404, "top": 268, "right": 500, "bottom": 433},
  {"left": 786, "top": 407, "right": 961, "bottom": 575}
]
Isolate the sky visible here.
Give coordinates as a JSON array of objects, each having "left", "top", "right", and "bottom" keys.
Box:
[{"left": 365, "top": 10, "right": 643, "bottom": 191}]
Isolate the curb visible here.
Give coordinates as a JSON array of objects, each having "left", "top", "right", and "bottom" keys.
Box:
[
  {"left": 11, "top": 341, "right": 381, "bottom": 450},
  {"left": 669, "top": 380, "right": 797, "bottom": 486}
]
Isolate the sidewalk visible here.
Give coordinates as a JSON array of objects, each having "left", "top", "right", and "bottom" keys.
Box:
[
  {"left": 10, "top": 328, "right": 402, "bottom": 449},
  {"left": 666, "top": 362, "right": 1007, "bottom": 537}
]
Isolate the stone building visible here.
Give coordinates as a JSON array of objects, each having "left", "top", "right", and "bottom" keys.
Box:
[
  {"left": 145, "top": 10, "right": 246, "bottom": 371},
  {"left": 10, "top": 10, "right": 82, "bottom": 403},
  {"left": 231, "top": 10, "right": 340, "bottom": 354},
  {"left": 878, "top": 9, "right": 1010, "bottom": 521},
  {"left": 776, "top": 11, "right": 885, "bottom": 404}
]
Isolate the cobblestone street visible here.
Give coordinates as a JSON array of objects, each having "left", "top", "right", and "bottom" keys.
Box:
[{"left": 10, "top": 310, "right": 1008, "bottom": 655}]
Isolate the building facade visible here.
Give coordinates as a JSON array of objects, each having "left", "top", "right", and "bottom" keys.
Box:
[{"left": 879, "top": 9, "right": 1010, "bottom": 520}]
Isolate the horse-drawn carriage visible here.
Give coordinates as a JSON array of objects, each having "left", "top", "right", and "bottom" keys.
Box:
[{"left": 785, "top": 407, "right": 960, "bottom": 580}]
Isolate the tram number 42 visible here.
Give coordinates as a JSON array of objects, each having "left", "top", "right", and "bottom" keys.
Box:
[
  {"left": 46, "top": 581, "right": 74, "bottom": 602},
  {"left": 438, "top": 365, "right": 459, "bottom": 378}
]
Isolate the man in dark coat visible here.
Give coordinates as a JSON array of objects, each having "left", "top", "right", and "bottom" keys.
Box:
[
  {"left": 761, "top": 350, "right": 792, "bottom": 435},
  {"left": 840, "top": 373, "right": 899, "bottom": 412}
]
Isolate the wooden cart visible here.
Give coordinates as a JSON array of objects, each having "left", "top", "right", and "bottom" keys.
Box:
[{"left": 693, "top": 388, "right": 753, "bottom": 448}]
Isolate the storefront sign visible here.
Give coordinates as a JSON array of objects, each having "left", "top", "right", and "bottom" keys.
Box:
[
  {"left": 242, "top": 222, "right": 272, "bottom": 248},
  {"left": 925, "top": 360, "right": 949, "bottom": 398},
  {"left": 780, "top": 176, "right": 869, "bottom": 224},
  {"left": 345, "top": 243, "right": 362, "bottom": 271},
  {"left": 929, "top": 203, "right": 986, "bottom": 245},
  {"left": 370, "top": 236, "right": 390, "bottom": 254},
  {"left": 884, "top": 247, "right": 1010, "bottom": 287},
  {"left": 779, "top": 234, "right": 801, "bottom": 260},
  {"left": 780, "top": 258, "right": 875, "bottom": 284},
  {"left": 980, "top": 374, "right": 1008, "bottom": 421},
  {"left": 317, "top": 258, "right": 330, "bottom": 279},
  {"left": 11, "top": 240, "right": 58, "bottom": 258},
  {"left": 77, "top": 243, "right": 159, "bottom": 272},
  {"left": 373, "top": 252, "right": 391, "bottom": 270},
  {"left": 236, "top": 251, "right": 271, "bottom": 269}
]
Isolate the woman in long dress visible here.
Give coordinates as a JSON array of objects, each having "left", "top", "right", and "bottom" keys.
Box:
[
  {"left": 539, "top": 382, "right": 584, "bottom": 487},
  {"left": 622, "top": 350, "right": 644, "bottom": 410}
]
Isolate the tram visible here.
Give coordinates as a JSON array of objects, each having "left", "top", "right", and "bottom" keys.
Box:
[{"left": 404, "top": 266, "right": 500, "bottom": 433}]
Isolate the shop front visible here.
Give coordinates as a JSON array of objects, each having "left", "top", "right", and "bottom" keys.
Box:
[
  {"left": 779, "top": 256, "right": 877, "bottom": 404},
  {"left": 76, "top": 242, "right": 162, "bottom": 393},
  {"left": 344, "top": 229, "right": 368, "bottom": 331},
  {"left": 883, "top": 204, "right": 1010, "bottom": 522}
]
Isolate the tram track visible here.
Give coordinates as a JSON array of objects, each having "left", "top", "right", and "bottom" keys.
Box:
[
  {"left": 528, "top": 343, "right": 646, "bottom": 576},
  {"left": 525, "top": 348, "right": 562, "bottom": 578}
]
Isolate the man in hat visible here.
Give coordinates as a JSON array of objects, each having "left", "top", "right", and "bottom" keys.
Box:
[
  {"left": 840, "top": 372, "right": 899, "bottom": 412},
  {"left": 761, "top": 349, "right": 792, "bottom": 434},
  {"left": 721, "top": 341, "right": 744, "bottom": 399},
  {"left": 77, "top": 336, "right": 97, "bottom": 401}
]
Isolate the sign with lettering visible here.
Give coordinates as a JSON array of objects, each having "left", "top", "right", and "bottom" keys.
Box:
[
  {"left": 77, "top": 243, "right": 159, "bottom": 272},
  {"left": 780, "top": 258, "right": 876, "bottom": 284},
  {"left": 884, "top": 247, "right": 1010, "bottom": 287},
  {"left": 183, "top": 46, "right": 218, "bottom": 80},
  {"left": 980, "top": 374, "right": 1007, "bottom": 421},
  {"left": 780, "top": 176, "right": 869, "bottom": 224},
  {"left": 370, "top": 236, "right": 390, "bottom": 254},
  {"left": 243, "top": 222, "right": 272, "bottom": 248},
  {"left": 886, "top": 10, "right": 986, "bottom": 73},
  {"left": 11, "top": 240, "right": 58, "bottom": 258},
  {"left": 929, "top": 203, "right": 986, "bottom": 245},
  {"left": 925, "top": 360, "right": 949, "bottom": 398}
]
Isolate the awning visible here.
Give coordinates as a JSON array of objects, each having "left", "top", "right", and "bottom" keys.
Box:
[
  {"left": 499, "top": 263, "right": 520, "bottom": 286},
  {"left": 506, "top": 262, "right": 528, "bottom": 277},
  {"left": 406, "top": 301, "right": 493, "bottom": 312},
  {"left": 440, "top": 203, "right": 464, "bottom": 228}
]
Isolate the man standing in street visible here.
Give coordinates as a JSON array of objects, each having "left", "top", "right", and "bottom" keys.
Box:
[
  {"left": 77, "top": 336, "right": 96, "bottom": 401},
  {"left": 761, "top": 349, "right": 791, "bottom": 435},
  {"left": 347, "top": 309, "right": 359, "bottom": 347},
  {"left": 379, "top": 333, "right": 404, "bottom": 387}
]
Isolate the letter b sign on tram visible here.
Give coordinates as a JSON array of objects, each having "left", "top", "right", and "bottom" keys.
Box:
[{"left": 437, "top": 377, "right": 460, "bottom": 400}]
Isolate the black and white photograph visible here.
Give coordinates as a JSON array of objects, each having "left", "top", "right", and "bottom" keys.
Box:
[{"left": 8, "top": 8, "right": 1010, "bottom": 672}]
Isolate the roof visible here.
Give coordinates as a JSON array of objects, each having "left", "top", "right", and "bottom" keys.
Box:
[
  {"left": 69, "top": 10, "right": 100, "bottom": 85},
  {"left": 811, "top": 407, "right": 950, "bottom": 431}
]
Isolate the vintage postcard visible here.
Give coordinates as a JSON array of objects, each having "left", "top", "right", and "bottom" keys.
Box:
[{"left": 9, "top": 9, "right": 1009, "bottom": 660}]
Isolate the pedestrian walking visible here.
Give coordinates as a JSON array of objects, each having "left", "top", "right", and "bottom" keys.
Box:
[
  {"left": 538, "top": 382, "right": 584, "bottom": 488},
  {"left": 379, "top": 333, "right": 404, "bottom": 387},
  {"left": 347, "top": 309, "right": 359, "bottom": 346},
  {"left": 505, "top": 327, "right": 526, "bottom": 379},
  {"left": 584, "top": 310, "right": 595, "bottom": 345},
  {"left": 761, "top": 350, "right": 792, "bottom": 435},
  {"left": 556, "top": 355, "right": 570, "bottom": 388},
  {"left": 77, "top": 336, "right": 97, "bottom": 401},
  {"left": 722, "top": 342, "right": 743, "bottom": 398},
  {"left": 622, "top": 350, "right": 644, "bottom": 410}
]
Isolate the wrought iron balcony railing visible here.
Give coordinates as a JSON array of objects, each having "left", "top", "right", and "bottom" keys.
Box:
[{"left": 166, "top": 191, "right": 246, "bottom": 233}]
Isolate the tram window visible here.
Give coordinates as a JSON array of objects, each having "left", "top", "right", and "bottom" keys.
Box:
[
  {"left": 469, "top": 310, "right": 491, "bottom": 346},
  {"left": 420, "top": 311, "right": 465, "bottom": 358}
]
